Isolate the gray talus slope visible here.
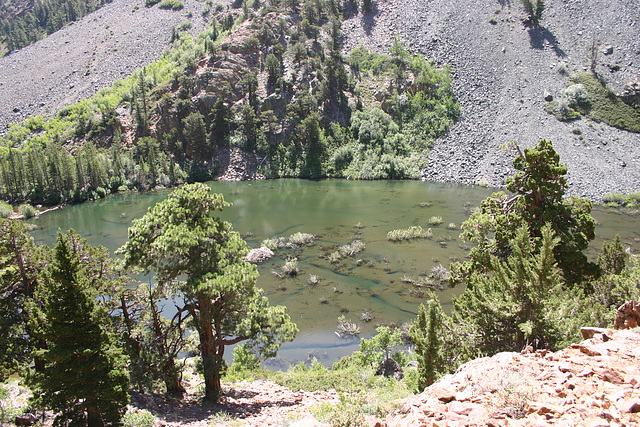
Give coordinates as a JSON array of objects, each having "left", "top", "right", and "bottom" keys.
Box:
[
  {"left": 0, "top": 0, "right": 208, "bottom": 129},
  {"left": 342, "top": 0, "right": 640, "bottom": 199}
]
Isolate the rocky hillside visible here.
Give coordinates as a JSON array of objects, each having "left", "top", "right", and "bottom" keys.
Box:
[
  {"left": 342, "top": 0, "right": 640, "bottom": 200},
  {"left": 382, "top": 327, "right": 640, "bottom": 426},
  {"left": 0, "top": 0, "right": 208, "bottom": 127},
  {"left": 0, "top": 0, "right": 639, "bottom": 199}
]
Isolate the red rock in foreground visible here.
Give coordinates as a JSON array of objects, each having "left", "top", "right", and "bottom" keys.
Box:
[{"left": 382, "top": 329, "right": 640, "bottom": 427}]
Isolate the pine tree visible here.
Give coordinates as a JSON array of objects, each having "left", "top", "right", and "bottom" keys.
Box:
[
  {"left": 409, "top": 293, "right": 445, "bottom": 392},
  {"left": 119, "top": 183, "right": 297, "bottom": 401},
  {"left": 452, "top": 224, "right": 571, "bottom": 355},
  {"left": 29, "top": 233, "right": 129, "bottom": 426},
  {"left": 454, "top": 139, "right": 598, "bottom": 289}
]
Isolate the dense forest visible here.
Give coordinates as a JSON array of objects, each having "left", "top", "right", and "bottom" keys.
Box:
[
  {"left": 0, "top": 0, "right": 458, "bottom": 207},
  {"left": 0, "top": 0, "right": 113, "bottom": 54}
]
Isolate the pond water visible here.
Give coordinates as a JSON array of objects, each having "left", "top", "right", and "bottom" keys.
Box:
[{"left": 28, "top": 179, "right": 640, "bottom": 367}]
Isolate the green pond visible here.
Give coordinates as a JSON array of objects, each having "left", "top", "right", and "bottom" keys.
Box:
[{"left": 28, "top": 179, "right": 640, "bottom": 367}]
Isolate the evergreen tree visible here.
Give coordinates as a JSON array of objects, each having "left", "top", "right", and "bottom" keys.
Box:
[
  {"left": 409, "top": 293, "right": 445, "bottom": 391},
  {"left": 452, "top": 224, "right": 572, "bottom": 355},
  {"left": 454, "top": 139, "right": 598, "bottom": 289},
  {"left": 0, "top": 219, "right": 47, "bottom": 377},
  {"left": 119, "top": 183, "right": 297, "bottom": 401},
  {"left": 29, "top": 233, "right": 129, "bottom": 426}
]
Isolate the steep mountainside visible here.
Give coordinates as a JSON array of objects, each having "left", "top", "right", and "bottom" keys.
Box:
[
  {"left": 342, "top": 0, "right": 640, "bottom": 199},
  {"left": 0, "top": 0, "right": 207, "bottom": 127},
  {"left": 0, "top": 0, "right": 639, "bottom": 199}
]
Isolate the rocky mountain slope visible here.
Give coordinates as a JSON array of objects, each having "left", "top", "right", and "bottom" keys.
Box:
[
  {"left": 0, "top": 0, "right": 208, "bottom": 128},
  {"left": 342, "top": 0, "right": 640, "bottom": 200},
  {"left": 0, "top": 0, "right": 639, "bottom": 199}
]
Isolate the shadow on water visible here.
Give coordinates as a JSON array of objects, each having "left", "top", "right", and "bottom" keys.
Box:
[{"left": 528, "top": 25, "right": 566, "bottom": 57}]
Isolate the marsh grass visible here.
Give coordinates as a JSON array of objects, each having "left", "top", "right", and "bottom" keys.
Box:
[
  {"left": 387, "top": 226, "right": 432, "bottom": 241},
  {"left": 428, "top": 216, "right": 443, "bottom": 226}
]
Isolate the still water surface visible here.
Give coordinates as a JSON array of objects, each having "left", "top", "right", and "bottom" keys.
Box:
[{"left": 29, "top": 180, "right": 640, "bottom": 366}]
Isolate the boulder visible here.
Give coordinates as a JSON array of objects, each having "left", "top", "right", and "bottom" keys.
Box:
[
  {"left": 246, "top": 247, "right": 274, "bottom": 264},
  {"left": 614, "top": 300, "right": 640, "bottom": 330},
  {"left": 620, "top": 79, "right": 640, "bottom": 107},
  {"left": 376, "top": 358, "right": 404, "bottom": 380}
]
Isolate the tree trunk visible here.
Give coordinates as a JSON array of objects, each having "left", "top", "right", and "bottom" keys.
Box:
[
  {"left": 86, "top": 406, "right": 104, "bottom": 427},
  {"left": 149, "top": 295, "right": 185, "bottom": 394},
  {"left": 197, "top": 297, "right": 223, "bottom": 401}
]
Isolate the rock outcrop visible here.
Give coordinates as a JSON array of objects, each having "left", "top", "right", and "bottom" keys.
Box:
[
  {"left": 614, "top": 301, "right": 640, "bottom": 330},
  {"left": 381, "top": 328, "right": 640, "bottom": 426}
]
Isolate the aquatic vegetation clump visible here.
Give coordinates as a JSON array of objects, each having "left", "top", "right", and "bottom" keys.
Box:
[
  {"left": 262, "top": 232, "right": 316, "bottom": 251},
  {"left": 335, "top": 315, "right": 360, "bottom": 338},
  {"left": 326, "top": 239, "right": 366, "bottom": 263},
  {"left": 431, "top": 264, "right": 450, "bottom": 282},
  {"left": 262, "top": 236, "right": 288, "bottom": 250},
  {"left": 282, "top": 258, "right": 300, "bottom": 276},
  {"left": 428, "top": 216, "right": 443, "bottom": 226},
  {"left": 288, "top": 232, "right": 316, "bottom": 248},
  {"left": 387, "top": 226, "right": 432, "bottom": 241}
]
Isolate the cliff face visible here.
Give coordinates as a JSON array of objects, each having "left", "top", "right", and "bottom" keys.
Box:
[{"left": 383, "top": 328, "right": 640, "bottom": 426}]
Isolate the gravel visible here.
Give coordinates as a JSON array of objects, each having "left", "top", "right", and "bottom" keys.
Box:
[
  {"left": 1, "top": 0, "right": 639, "bottom": 200},
  {"left": 0, "top": 0, "right": 210, "bottom": 128},
  {"left": 342, "top": 0, "right": 640, "bottom": 200}
]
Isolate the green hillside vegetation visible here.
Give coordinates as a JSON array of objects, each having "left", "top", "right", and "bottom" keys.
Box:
[
  {"left": 544, "top": 73, "right": 640, "bottom": 133},
  {"left": 0, "top": 0, "right": 113, "bottom": 54},
  {"left": 0, "top": 0, "right": 458, "bottom": 206}
]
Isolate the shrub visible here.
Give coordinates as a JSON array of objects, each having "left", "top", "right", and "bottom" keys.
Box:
[
  {"left": 489, "top": 16, "right": 498, "bottom": 25},
  {"left": 227, "top": 344, "right": 260, "bottom": 379},
  {"left": 0, "top": 201, "right": 13, "bottom": 218},
  {"left": 158, "top": 0, "right": 184, "bottom": 10},
  {"left": 242, "top": 37, "right": 260, "bottom": 52},
  {"left": 556, "top": 62, "right": 569, "bottom": 75},
  {"left": 18, "top": 203, "right": 36, "bottom": 219},
  {"left": 122, "top": 409, "right": 156, "bottom": 427},
  {"left": 145, "top": 0, "right": 161, "bottom": 6},
  {"left": 520, "top": 0, "right": 545, "bottom": 26},
  {"left": 563, "top": 84, "right": 589, "bottom": 107}
]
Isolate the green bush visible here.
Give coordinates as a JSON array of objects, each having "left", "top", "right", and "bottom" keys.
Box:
[
  {"left": 563, "top": 84, "right": 589, "bottom": 108},
  {"left": 18, "top": 203, "right": 36, "bottom": 219},
  {"left": 158, "top": 0, "right": 184, "bottom": 10},
  {"left": 122, "top": 409, "right": 156, "bottom": 427},
  {"left": 242, "top": 37, "right": 260, "bottom": 52},
  {"left": 0, "top": 201, "right": 13, "bottom": 218},
  {"left": 554, "top": 73, "right": 640, "bottom": 133},
  {"left": 145, "top": 0, "right": 161, "bottom": 6}
]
